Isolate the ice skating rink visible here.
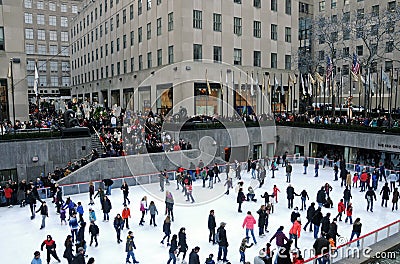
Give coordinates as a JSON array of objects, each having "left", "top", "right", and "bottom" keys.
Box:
[{"left": 0, "top": 163, "right": 398, "bottom": 263}]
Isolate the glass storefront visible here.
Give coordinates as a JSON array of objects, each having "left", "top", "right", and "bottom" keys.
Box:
[
  {"left": 194, "top": 83, "right": 221, "bottom": 116},
  {"left": 111, "top": 90, "right": 120, "bottom": 107},
  {"left": 123, "top": 88, "right": 134, "bottom": 110},
  {"left": 156, "top": 85, "right": 173, "bottom": 116},
  {"left": 138, "top": 86, "right": 151, "bottom": 113},
  {"left": 234, "top": 85, "right": 257, "bottom": 115},
  {"left": 0, "top": 85, "right": 8, "bottom": 122}
]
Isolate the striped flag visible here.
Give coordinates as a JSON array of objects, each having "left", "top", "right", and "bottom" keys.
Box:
[
  {"left": 34, "top": 63, "right": 39, "bottom": 97},
  {"left": 351, "top": 53, "right": 360, "bottom": 75},
  {"left": 326, "top": 56, "right": 333, "bottom": 78},
  {"left": 205, "top": 69, "right": 211, "bottom": 95}
]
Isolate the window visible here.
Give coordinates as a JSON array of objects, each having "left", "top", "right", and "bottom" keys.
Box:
[
  {"left": 254, "top": 0, "right": 261, "bottom": 8},
  {"left": 271, "top": 24, "right": 277, "bottom": 40},
  {"left": 27, "top": 76, "right": 35, "bottom": 87},
  {"left": 213, "top": 46, "right": 222, "bottom": 63},
  {"left": 254, "top": 21, "right": 261, "bottom": 38},
  {"left": 318, "top": 50, "right": 325, "bottom": 61},
  {"left": 37, "top": 29, "right": 45, "bottom": 40},
  {"left": 105, "top": 22, "right": 108, "bottom": 34},
  {"left": 116, "top": 14, "right": 120, "bottom": 28},
  {"left": 110, "top": 18, "right": 113, "bottom": 31},
  {"left": 271, "top": 0, "right": 277, "bottom": 11},
  {"left": 342, "top": 12, "right": 350, "bottom": 23},
  {"left": 386, "top": 41, "right": 394, "bottom": 53},
  {"left": 130, "top": 4, "right": 134, "bottom": 20},
  {"left": 25, "top": 29, "right": 34, "bottom": 39},
  {"left": 157, "top": 49, "right": 162, "bottom": 66},
  {"left": 388, "top": 1, "right": 396, "bottom": 12},
  {"left": 51, "top": 76, "right": 59, "bottom": 86},
  {"left": 116, "top": 38, "right": 120, "bottom": 51},
  {"left": 299, "top": 2, "right": 309, "bottom": 13},
  {"left": 387, "top": 21, "right": 395, "bottom": 33},
  {"left": 147, "top": 52, "right": 152, "bottom": 68},
  {"left": 233, "top": 48, "right": 242, "bottom": 65},
  {"left": 39, "top": 75, "right": 47, "bottom": 86},
  {"left": 331, "top": 31, "right": 338, "bottom": 42},
  {"left": 123, "top": 34, "right": 127, "bottom": 48},
  {"left": 139, "top": 55, "right": 143, "bottom": 70},
  {"left": 130, "top": 58, "right": 134, "bottom": 72},
  {"left": 193, "top": 44, "right": 202, "bottom": 61},
  {"left": 123, "top": 9, "right": 127, "bottom": 24},
  {"left": 37, "top": 1, "right": 44, "bottom": 9},
  {"left": 110, "top": 0, "right": 113, "bottom": 8},
  {"left": 49, "top": 16, "right": 56, "bottom": 26},
  {"left": 285, "top": 0, "right": 291, "bottom": 14},
  {"left": 147, "top": 0, "right": 152, "bottom": 10},
  {"left": 111, "top": 40, "right": 114, "bottom": 53},
  {"left": 343, "top": 47, "right": 349, "bottom": 57},
  {"left": 138, "top": 0, "right": 142, "bottom": 15},
  {"left": 61, "top": 4, "right": 67, "bottom": 12},
  {"left": 25, "top": 13, "right": 33, "bottom": 24},
  {"left": 356, "top": 45, "right": 363, "bottom": 56},
  {"left": 72, "top": 5, "right": 78, "bottom": 13},
  {"left": 100, "top": 25, "right": 103, "bottom": 37},
  {"left": 117, "top": 62, "right": 121, "bottom": 75},
  {"left": 385, "top": 61, "right": 393, "bottom": 72},
  {"left": 342, "top": 65, "right": 349, "bottom": 75},
  {"left": 157, "top": 0, "right": 161, "bottom": 4},
  {"left": 370, "top": 24, "right": 378, "bottom": 36},
  {"left": 156, "top": 18, "right": 162, "bottom": 36},
  {"left": 138, "top": 27, "right": 142, "bottom": 42},
  {"left": 62, "top": 77, "right": 70, "bottom": 86},
  {"left": 37, "top": 14, "right": 45, "bottom": 25},
  {"left": 213, "top": 13, "right": 222, "bottom": 32},
  {"left": 356, "top": 26, "right": 363, "bottom": 38},
  {"left": 50, "top": 30, "right": 57, "bottom": 41},
  {"left": 105, "top": 44, "right": 108, "bottom": 56},
  {"left": 49, "top": 45, "right": 58, "bottom": 55},
  {"left": 111, "top": 64, "right": 114, "bottom": 76},
  {"left": 193, "top": 10, "right": 202, "bottom": 29},
  {"left": 168, "top": 12, "right": 173, "bottom": 31},
  {"left": 251, "top": 51, "right": 261, "bottom": 67},
  {"left": 271, "top": 53, "right": 277, "bottom": 68},
  {"left": 357, "top": 8, "right": 364, "bottom": 19},
  {"left": 343, "top": 28, "right": 350, "bottom": 40},
  {"left": 24, "top": 0, "right": 32, "bottom": 8},
  {"left": 105, "top": 0, "right": 108, "bottom": 12},
  {"left": 344, "top": 0, "right": 349, "bottom": 5},
  {"left": 130, "top": 31, "right": 134, "bottom": 46},
  {"left": 331, "top": 0, "right": 336, "bottom": 8},
  {"left": 27, "top": 60, "right": 35, "bottom": 71},
  {"left": 168, "top": 45, "right": 173, "bottom": 64},
  {"left": 234, "top": 0, "right": 242, "bottom": 3},
  {"left": 285, "top": 55, "right": 291, "bottom": 70},
  {"left": 26, "top": 44, "right": 34, "bottom": 54},
  {"left": 372, "top": 5, "right": 379, "bottom": 17},
  {"left": 38, "top": 44, "right": 47, "bottom": 54},
  {"left": 234, "top": 17, "right": 242, "bottom": 36},
  {"left": 49, "top": 61, "right": 57, "bottom": 72},
  {"left": 61, "top": 46, "right": 69, "bottom": 55},
  {"left": 124, "top": 60, "right": 127, "bottom": 74},
  {"left": 285, "top": 27, "right": 291, "bottom": 42},
  {"left": 319, "top": 1, "right": 325, "bottom": 12}
]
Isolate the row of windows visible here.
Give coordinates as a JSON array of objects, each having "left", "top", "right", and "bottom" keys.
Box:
[
  {"left": 72, "top": 46, "right": 174, "bottom": 85},
  {"left": 25, "top": 43, "right": 69, "bottom": 55},
  {"left": 27, "top": 60, "right": 69, "bottom": 72},
  {"left": 27, "top": 75, "right": 70, "bottom": 87},
  {"left": 25, "top": 29, "right": 69, "bottom": 42},
  {"left": 24, "top": 0, "right": 78, "bottom": 13},
  {"left": 319, "top": 0, "right": 396, "bottom": 12},
  {"left": 232, "top": 0, "right": 292, "bottom": 14},
  {"left": 24, "top": 13, "right": 68, "bottom": 27}
]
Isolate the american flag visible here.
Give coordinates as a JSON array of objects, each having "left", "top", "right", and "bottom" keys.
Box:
[
  {"left": 351, "top": 53, "right": 360, "bottom": 74},
  {"left": 326, "top": 56, "right": 333, "bottom": 78}
]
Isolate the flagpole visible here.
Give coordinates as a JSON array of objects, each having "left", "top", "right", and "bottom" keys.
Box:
[
  {"left": 220, "top": 70, "right": 223, "bottom": 117},
  {"left": 395, "top": 69, "right": 399, "bottom": 113},
  {"left": 375, "top": 70, "right": 378, "bottom": 114},
  {"left": 294, "top": 74, "right": 297, "bottom": 114},
  {"left": 379, "top": 66, "right": 383, "bottom": 116},
  {"left": 340, "top": 69, "right": 343, "bottom": 115},
  {"left": 9, "top": 59, "right": 16, "bottom": 126},
  {"left": 323, "top": 76, "right": 326, "bottom": 116},
  {"left": 349, "top": 66, "right": 352, "bottom": 98},
  {"left": 389, "top": 67, "right": 394, "bottom": 125}
]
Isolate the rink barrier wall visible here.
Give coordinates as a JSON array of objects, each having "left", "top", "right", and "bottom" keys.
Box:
[
  {"left": 35, "top": 155, "right": 398, "bottom": 200},
  {"left": 303, "top": 220, "right": 400, "bottom": 263}
]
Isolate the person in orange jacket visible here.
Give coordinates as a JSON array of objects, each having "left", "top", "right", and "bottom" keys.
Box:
[
  {"left": 4, "top": 184, "right": 13, "bottom": 208},
  {"left": 336, "top": 199, "right": 345, "bottom": 221},
  {"left": 289, "top": 218, "right": 302, "bottom": 249},
  {"left": 121, "top": 204, "right": 131, "bottom": 229},
  {"left": 345, "top": 203, "right": 353, "bottom": 224},
  {"left": 360, "top": 171, "right": 368, "bottom": 192},
  {"left": 273, "top": 185, "right": 280, "bottom": 203}
]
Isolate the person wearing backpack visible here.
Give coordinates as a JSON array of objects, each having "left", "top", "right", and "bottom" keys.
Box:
[{"left": 88, "top": 221, "right": 99, "bottom": 247}]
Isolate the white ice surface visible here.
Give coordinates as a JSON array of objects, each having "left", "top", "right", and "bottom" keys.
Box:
[{"left": 1, "top": 164, "right": 399, "bottom": 264}]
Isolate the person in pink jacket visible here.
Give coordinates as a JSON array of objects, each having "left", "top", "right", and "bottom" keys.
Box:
[
  {"left": 289, "top": 217, "right": 302, "bottom": 249},
  {"left": 242, "top": 211, "right": 257, "bottom": 244}
]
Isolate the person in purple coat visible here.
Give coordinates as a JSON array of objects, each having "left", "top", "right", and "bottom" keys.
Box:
[{"left": 269, "top": 226, "right": 288, "bottom": 248}]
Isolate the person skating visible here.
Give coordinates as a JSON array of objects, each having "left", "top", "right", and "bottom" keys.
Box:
[
  {"left": 289, "top": 218, "right": 301, "bottom": 249},
  {"left": 290, "top": 207, "right": 300, "bottom": 223},
  {"left": 269, "top": 226, "right": 289, "bottom": 250},
  {"left": 69, "top": 213, "right": 79, "bottom": 243},
  {"left": 177, "top": 227, "right": 188, "bottom": 263},
  {"left": 60, "top": 208, "right": 67, "bottom": 225},
  {"left": 239, "top": 238, "right": 254, "bottom": 263},
  {"left": 31, "top": 251, "right": 42, "bottom": 264},
  {"left": 208, "top": 210, "right": 217, "bottom": 244},
  {"left": 76, "top": 221, "right": 86, "bottom": 244},
  {"left": 205, "top": 254, "right": 215, "bottom": 264},
  {"left": 93, "top": 187, "right": 105, "bottom": 208},
  {"left": 392, "top": 188, "right": 399, "bottom": 211},
  {"left": 72, "top": 247, "right": 86, "bottom": 264},
  {"left": 343, "top": 187, "right": 352, "bottom": 209},
  {"left": 122, "top": 204, "right": 131, "bottom": 229},
  {"left": 316, "top": 187, "right": 326, "bottom": 208},
  {"left": 311, "top": 207, "right": 323, "bottom": 239},
  {"left": 320, "top": 213, "right": 331, "bottom": 237},
  {"left": 4, "top": 184, "right": 13, "bottom": 208},
  {"left": 186, "top": 184, "right": 195, "bottom": 203},
  {"left": 333, "top": 164, "right": 339, "bottom": 181},
  {"left": 88, "top": 208, "right": 96, "bottom": 223},
  {"left": 188, "top": 246, "right": 200, "bottom": 264},
  {"left": 327, "top": 218, "right": 340, "bottom": 245},
  {"left": 217, "top": 222, "right": 229, "bottom": 263},
  {"left": 41, "top": 235, "right": 61, "bottom": 264},
  {"left": 246, "top": 186, "right": 257, "bottom": 202},
  {"left": 88, "top": 181, "right": 95, "bottom": 205},
  {"left": 36, "top": 201, "right": 49, "bottom": 230},
  {"left": 299, "top": 189, "right": 309, "bottom": 211},
  {"left": 103, "top": 178, "right": 113, "bottom": 195},
  {"left": 207, "top": 167, "right": 214, "bottom": 189},
  {"left": 114, "top": 213, "right": 124, "bottom": 243},
  {"left": 336, "top": 199, "right": 345, "bottom": 221},
  {"left": 224, "top": 177, "right": 233, "bottom": 195},
  {"left": 148, "top": 201, "right": 158, "bottom": 226},
  {"left": 165, "top": 191, "right": 175, "bottom": 222},
  {"left": 258, "top": 164, "right": 266, "bottom": 188},
  {"left": 161, "top": 216, "right": 172, "bottom": 246},
  {"left": 213, "top": 163, "right": 221, "bottom": 183},
  {"left": 102, "top": 196, "right": 112, "bottom": 222},
  {"left": 125, "top": 231, "right": 139, "bottom": 263},
  {"left": 159, "top": 172, "right": 165, "bottom": 192},
  {"left": 87, "top": 257, "right": 95, "bottom": 264},
  {"left": 242, "top": 211, "right": 257, "bottom": 245},
  {"left": 286, "top": 184, "right": 298, "bottom": 209},
  {"left": 345, "top": 203, "right": 353, "bottom": 224},
  {"left": 273, "top": 185, "right": 280, "bottom": 203},
  {"left": 276, "top": 239, "right": 293, "bottom": 264},
  {"left": 63, "top": 235, "right": 74, "bottom": 264},
  {"left": 26, "top": 189, "right": 37, "bottom": 220},
  {"left": 313, "top": 235, "right": 330, "bottom": 264},
  {"left": 139, "top": 196, "right": 147, "bottom": 226},
  {"left": 303, "top": 157, "right": 308, "bottom": 174},
  {"left": 303, "top": 202, "right": 315, "bottom": 232},
  {"left": 261, "top": 191, "right": 273, "bottom": 206},
  {"left": 365, "top": 187, "right": 377, "bottom": 212},
  {"left": 237, "top": 188, "right": 246, "bottom": 213},
  {"left": 380, "top": 182, "right": 391, "bottom": 207},
  {"left": 349, "top": 218, "right": 362, "bottom": 247},
  {"left": 167, "top": 234, "right": 178, "bottom": 264},
  {"left": 88, "top": 221, "right": 99, "bottom": 247},
  {"left": 76, "top": 202, "right": 84, "bottom": 223},
  {"left": 257, "top": 205, "right": 267, "bottom": 237},
  {"left": 121, "top": 180, "right": 131, "bottom": 205}
]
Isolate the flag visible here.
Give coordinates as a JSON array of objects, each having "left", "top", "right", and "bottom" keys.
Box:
[
  {"left": 34, "top": 63, "right": 39, "bottom": 97},
  {"left": 250, "top": 72, "right": 254, "bottom": 96},
  {"left": 351, "top": 53, "right": 360, "bottom": 75},
  {"left": 205, "top": 69, "right": 211, "bottom": 95},
  {"left": 225, "top": 70, "right": 228, "bottom": 95},
  {"left": 255, "top": 72, "right": 259, "bottom": 95},
  {"left": 220, "top": 70, "right": 223, "bottom": 94},
  {"left": 308, "top": 74, "right": 314, "bottom": 95},
  {"left": 301, "top": 74, "right": 306, "bottom": 95},
  {"left": 351, "top": 70, "right": 359, "bottom": 82},
  {"left": 262, "top": 74, "right": 265, "bottom": 94},
  {"left": 315, "top": 72, "right": 324, "bottom": 82},
  {"left": 267, "top": 75, "right": 271, "bottom": 94},
  {"left": 358, "top": 73, "right": 363, "bottom": 94},
  {"left": 382, "top": 70, "right": 391, "bottom": 89},
  {"left": 326, "top": 56, "right": 333, "bottom": 78},
  {"left": 238, "top": 71, "right": 241, "bottom": 94},
  {"left": 274, "top": 76, "right": 279, "bottom": 92}
]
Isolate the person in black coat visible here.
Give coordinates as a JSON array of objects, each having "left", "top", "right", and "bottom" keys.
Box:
[
  {"left": 208, "top": 210, "right": 217, "bottom": 244},
  {"left": 161, "top": 216, "right": 172, "bottom": 245},
  {"left": 313, "top": 236, "right": 330, "bottom": 263},
  {"left": 103, "top": 178, "right": 113, "bottom": 195},
  {"left": 365, "top": 187, "right": 377, "bottom": 212},
  {"left": 177, "top": 227, "right": 188, "bottom": 262},
  {"left": 36, "top": 201, "right": 49, "bottom": 229},
  {"left": 277, "top": 239, "right": 293, "bottom": 264},
  {"left": 303, "top": 157, "right": 309, "bottom": 174},
  {"left": 327, "top": 218, "right": 340, "bottom": 244},
  {"left": 114, "top": 214, "right": 124, "bottom": 243},
  {"left": 286, "top": 184, "right": 298, "bottom": 209},
  {"left": 316, "top": 187, "right": 326, "bottom": 207},
  {"left": 257, "top": 205, "right": 267, "bottom": 237},
  {"left": 76, "top": 221, "right": 86, "bottom": 244},
  {"left": 311, "top": 207, "right": 323, "bottom": 239},
  {"left": 73, "top": 247, "right": 86, "bottom": 264},
  {"left": 261, "top": 191, "right": 272, "bottom": 206},
  {"left": 343, "top": 187, "right": 352, "bottom": 209},
  {"left": 188, "top": 246, "right": 200, "bottom": 264},
  {"left": 26, "top": 189, "right": 37, "bottom": 220},
  {"left": 167, "top": 234, "right": 178, "bottom": 264},
  {"left": 217, "top": 222, "right": 229, "bottom": 263},
  {"left": 380, "top": 182, "right": 391, "bottom": 207},
  {"left": 63, "top": 235, "right": 74, "bottom": 264},
  {"left": 120, "top": 181, "right": 130, "bottom": 205},
  {"left": 102, "top": 196, "right": 112, "bottom": 221},
  {"left": 304, "top": 202, "right": 315, "bottom": 232},
  {"left": 290, "top": 207, "right": 300, "bottom": 223},
  {"left": 320, "top": 213, "right": 331, "bottom": 237},
  {"left": 237, "top": 188, "right": 245, "bottom": 213},
  {"left": 89, "top": 221, "right": 99, "bottom": 247}
]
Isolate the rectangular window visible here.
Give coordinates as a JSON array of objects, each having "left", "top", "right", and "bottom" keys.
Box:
[
  {"left": 61, "top": 46, "right": 69, "bottom": 56},
  {"left": 386, "top": 41, "right": 394, "bottom": 53},
  {"left": 130, "top": 4, "right": 134, "bottom": 20},
  {"left": 147, "top": 0, "right": 152, "bottom": 10},
  {"left": 61, "top": 4, "right": 67, "bottom": 12},
  {"left": 37, "top": 29, "right": 45, "bottom": 40},
  {"left": 50, "top": 61, "right": 58, "bottom": 72},
  {"left": 117, "top": 62, "right": 121, "bottom": 75},
  {"left": 285, "top": 55, "right": 291, "bottom": 70},
  {"left": 213, "top": 13, "right": 222, "bottom": 32},
  {"left": 49, "top": 15, "right": 56, "bottom": 26},
  {"left": 105, "top": 44, "right": 108, "bottom": 56},
  {"left": 356, "top": 45, "right": 363, "bottom": 56},
  {"left": 138, "top": 27, "right": 142, "bottom": 42},
  {"left": 234, "top": 17, "right": 242, "bottom": 36},
  {"left": 319, "top": 1, "right": 325, "bottom": 12},
  {"left": 271, "top": 53, "right": 277, "bottom": 68},
  {"left": 157, "top": 18, "right": 162, "bottom": 36},
  {"left": 372, "top": 5, "right": 379, "bottom": 17},
  {"left": 342, "top": 65, "right": 349, "bottom": 75},
  {"left": 157, "top": 0, "right": 161, "bottom": 4},
  {"left": 37, "top": 1, "right": 44, "bottom": 9},
  {"left": 385, "top": 61, "right": 393, "bottom": 72},
  {"left": 116, "top": 38, "right": 120, "bottom": 51},
  {"left": 285, "top": 27, "right": 291, "bottom": 42},
  {"left": 123, "top": 34, "right": 127, "bottom": 49},
  {"left": 168, "top": 12, "right": 173, "bottom": 31},
  {"left": 285, "top": 0, "right": 291, "bottom": 14},
  {"left": 157, "top": 49, "right": 162, "bottom": 66},
  {"left": 343, "top": 28, "right": 350, "bottom": 40},
  {"left": 130, "top": 31, "right": 134, "bottom": 46},
  {"left": 105, "top": 0, "right": 108, "bottom": 12},
  {"left": 100, "top": 25, "right": 103, "bottom": 37},
  {"left": 138, "top": 0, "right": 142, "bottom": 15},
  {"left": 38, "top": 44, "right": 47, "bottom": 54},
  {"left": 105, "top": 22, "right": 108, "bottom": 34},
  {"left": 147, "top": 52, "right": 152, "bottom": 68},
  {"left": 111, "top": 40, "right": 114, "bottom": 53},
  {"left": 357, "top": 8, "right": 364, "bottom": 19},
  {"left": 50, "top": 30, "right": 57, "bottom": 41},
  {"left": 139, "top": 55, "right": 143, "bottom": 70},
  {"left": 193, "top": 10, "right": 202, "bottom": 29},
  {"left": 271, "top": 24, "right": 277, "bottom": 40},
  {"left": 110, "top": 0, "right": 113, "bottom": 8},
  {"left": 342, "top": 47, "right": 349, "bottom": 57},
  {"left": 213, "top": 46, "right": 222, "bottom": 63},
  {"left": 72, "top": 5, "right": 78, "bottom": 13},
  {"left": 123, "top": 9, "right": 127, "bottom": 24},
  {"left": 343, "top": 12, "right": 350, "bottom": 22},
  {"left": 49, "top": 45, "right": 57, "bottom": 55},
  {"left": 254, "top": 0, "right": 261, "bottom": 8},
  {"left": 193, "top": 44, "right": 202, "bottom": 61},
  {"left": 26, "top": 60, "right": 35, "bottom": 71},
  {"left": 24, "top": 0, "right": 32, "bottom": 8},
  {"left": 271, "top": 0, "right": 277, "bottom": 11},
  {"left": 39, "top": 75, "right": 47, "bottom": 86},
  {"left": 51, "top": 76, "right": 59, "bottom": 86},
  {"left": 331, "top": 0, "right": 336, "bottom": 8},
  {"left": 111, "top": 64, "right": 114, "bottom": 76},
  {"left": 233, "top": 48, "right": 242, "bottom": 65},
  {"left": 130, "top": 58, "right": 134, "bottom": 72},
  {"left": 234, "top": 0, "right": 242, "bottom": 3},
  {"left": 116, "top": 14, "right": 120, "bottom": 28},
  {"left": 110, "top": 18, "right": 113, "bottom": 31},
  {"left": 25, "top": 28, "right": 34, "bottom": 39},
  {"left": 61, "top": 17, "right": 68, "bottom": 27},
  {"left": 124, "top": 60, "right": 127, "bottom": 74},
  {"left": 254, "top": 51, "right": 261, "bottom": 67},
  {"left": 253, "top": 21, "right": 261, "bottom": 38},
  {"left": 168, "top": 45, "right": 174, "bottom": 64},
  {"left": 37, "top": 14, "right": 45, "bottom": 25},
  {"left": 318, "top": 50, "right": 325, "bottom": 61},
  {"left": 388, "top": 1, "right": 396, "bottom": 11},
  {"left": 25, "top": 13, "right": 33, "bottom": 24},
  {"left": 26, "top": 44, "right": 34, "bottom": 54},
  {"left": 38, "top": 60, "right": 46, "bottom": 72}
]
